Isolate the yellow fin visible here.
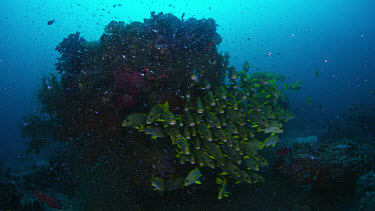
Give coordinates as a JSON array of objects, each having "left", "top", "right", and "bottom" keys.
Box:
[
  {"left": 220, "top": 172, "right": 228, "bottom": 176},
  {"left": 216, "top": 177, "right": 223, "bottom": 184},
  {"left": 171, "top": 137, "right": 176, "bottom": 145},
  {"left": 259, "top": 144, "right": 264, "bottom": 150},
  {"left": 195, "top": 181, "right": 201, "bottom": 184},
  {"left": 163, "top": 101, "right": 169, "bottom": 112}
]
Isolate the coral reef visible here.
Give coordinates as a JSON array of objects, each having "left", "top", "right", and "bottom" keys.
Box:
[
  {"left": 271, "top": 103, "right": 375, "bottom": 209},
  {"left": 273, "top": 136, "right": 375, "bottom": 208},
  {"left": 356, "top": 171, "right": 375, "bottom": 210},
  {"left": 113, "top": 67, "right": 145, "bottom": 107},
  {"left": 0, "top": 170, "right": 45, "bottom": 210},
  {"left": 18, "top": 12, "right": 295, "bottom": 208},
  {"left": 55, "top": 32, "right": 87, "bottom": 75},
  {"left": 316, "top": 103, "right": 375, "bottom": 208},
  {"left": 324, "top": 104, "right": 375, "bottom": 142},
  {"left": 0, "top": 182, "right": 23, "bottom": 210}
]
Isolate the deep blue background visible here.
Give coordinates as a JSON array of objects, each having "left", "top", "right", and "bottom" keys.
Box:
[{"left": 0, "top": 0, "right": 374, "bottom": 163}]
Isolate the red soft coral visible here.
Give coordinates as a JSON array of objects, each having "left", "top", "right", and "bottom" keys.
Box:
[{"left": 113, "top": 67, "right": 146, "bottom": 107}]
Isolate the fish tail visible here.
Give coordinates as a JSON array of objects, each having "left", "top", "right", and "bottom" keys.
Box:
[{"left": 163, "top": 101, "right": 169, "bottom": 112}]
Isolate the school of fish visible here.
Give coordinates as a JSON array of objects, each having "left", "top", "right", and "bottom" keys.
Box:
[{"left": 122, "top": 63, "right": 295, "bottom": 199}]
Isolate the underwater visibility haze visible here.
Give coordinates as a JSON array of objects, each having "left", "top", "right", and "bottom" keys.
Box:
[{"left": 1, "top": 0, "right": 375, "bottom": 210}]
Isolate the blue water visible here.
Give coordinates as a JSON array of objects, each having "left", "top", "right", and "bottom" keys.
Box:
[{"left": 1, "top": 0, "right": 374, "bottom": 209}]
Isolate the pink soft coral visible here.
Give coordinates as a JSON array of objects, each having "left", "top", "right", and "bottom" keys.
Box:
[{"left": 113, "top": 67, "right": 146, "bottom": 107}]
